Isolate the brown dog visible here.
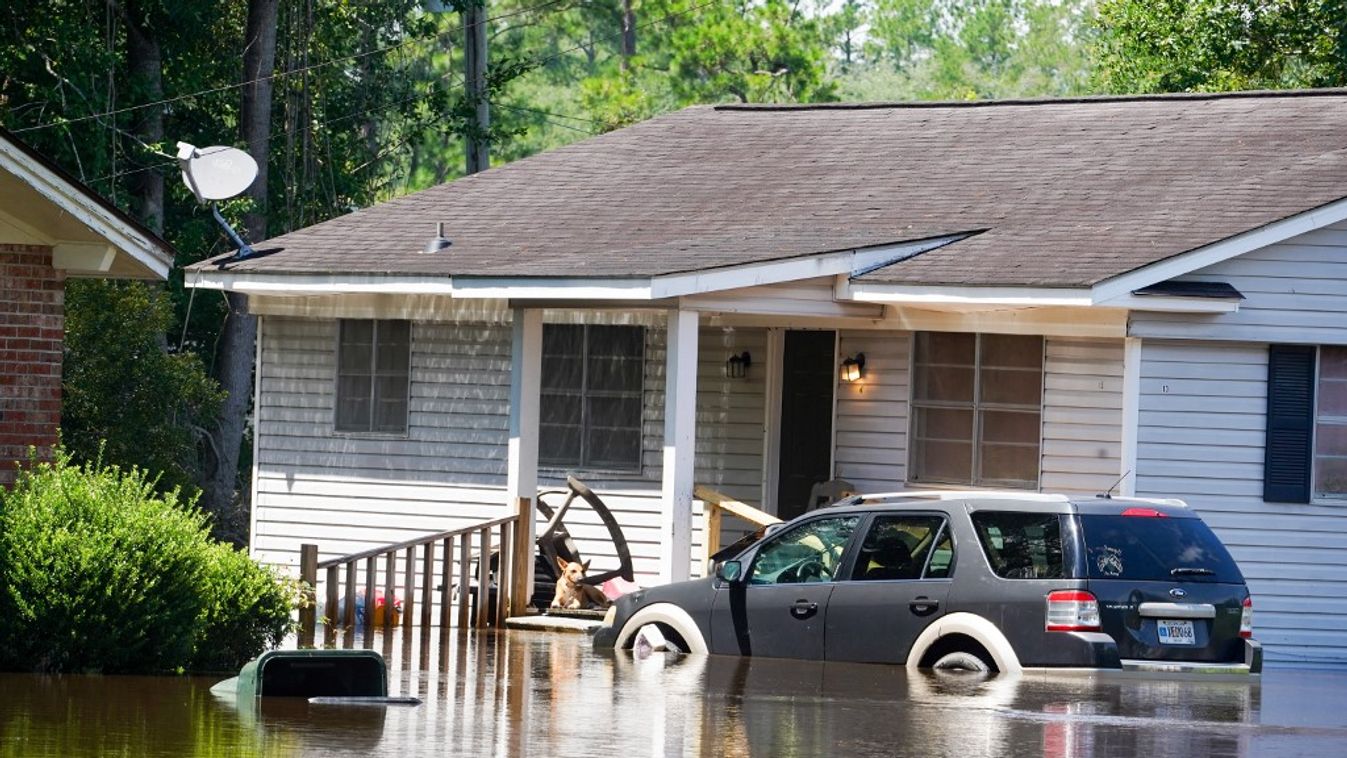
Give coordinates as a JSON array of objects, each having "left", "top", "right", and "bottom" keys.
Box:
[{"left": 550, "top": 557, "right": 608, "bottom": 610}]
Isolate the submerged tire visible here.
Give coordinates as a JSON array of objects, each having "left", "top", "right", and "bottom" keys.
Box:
[{"left": 931, "top": 650, "right": 993, "bottom": 673}]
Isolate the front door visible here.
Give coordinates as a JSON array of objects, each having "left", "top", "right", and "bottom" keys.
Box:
[
  {"left": 776, "top": 330, "right": 837, "bottom": 520},
  {"left": 710, "top": 515, "right": 860, "bottom": 659}
]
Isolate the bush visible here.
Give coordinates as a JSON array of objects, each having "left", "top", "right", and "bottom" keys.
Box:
[
  {"left": 0, "top": 452, "right": 295, "bottom": 674},
  {"left": 190, "top": 542, "right": 298, "bottom": 673}
]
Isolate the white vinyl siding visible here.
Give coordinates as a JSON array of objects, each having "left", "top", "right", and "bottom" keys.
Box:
[
  {"left": 834, "top": 330, "right": 909, "bottom": 492},
  {"left": 1040, "top": 338, "right": 1125, "bottom": 495},
  {"left": 1129, "top": 221, "right": 1347, "bottom": 345},
  {"left": 253, "top": 315, "right": 761, "bottom": 583},
  {"left": 1135, "top": 340, "right": 1347, "bottom": 667}
]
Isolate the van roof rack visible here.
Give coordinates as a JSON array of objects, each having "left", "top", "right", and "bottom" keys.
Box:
[{"left": 846, "top": 490, "right": 1072, "bottom": 506}]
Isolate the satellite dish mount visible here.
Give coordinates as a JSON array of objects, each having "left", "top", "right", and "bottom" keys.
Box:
[{"left": 176, "top": 142, "right": 260, "bottom": 260}]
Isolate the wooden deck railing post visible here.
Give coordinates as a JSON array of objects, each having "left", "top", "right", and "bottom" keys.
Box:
[
  {"left": 703, "top": 504, "right": 723, "bottom": 577},
  {"left": 324, "top": 565, "right": 339, "bottom": 645},
  {"left": 343, "top": 562, "right": 357, "bottom": 629},
  {"left": 476, "top": 527, "right": 490, "bottom": 628},
  {"left": 497, "top": 520, "right": 512, "bottom": 626},
  {"left": 440, "top": 536, "right": 454, "bottom": 628},
  {"left": 457, "top": 534, "right": 471, "bottom": 628},
  {"left": 420, "top": 542, "right": 434, "bottom": 629},
  {"left": 383, "top": 551, "right": 397, "bottom": 629},
  {"left": 403, "top": 546, "right": 416, "bottom": 626},
  {"left": 299, "top": 544, "right": 318, "bottom": 645},
  {"left": 363, "top": 556, "right": 376, "bottom": 634},
  {"left": 511, "top": 497, "right": 532, "bottom": 616}
]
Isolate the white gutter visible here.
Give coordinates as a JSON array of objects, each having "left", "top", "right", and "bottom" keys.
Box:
[{"left": 0, "top": 137, "right": 172, "bottom": 279}]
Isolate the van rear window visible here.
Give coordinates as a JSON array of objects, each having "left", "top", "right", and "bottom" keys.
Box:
[{"left": 1080, "top": 515, "right": 1243, "bottom": 583}]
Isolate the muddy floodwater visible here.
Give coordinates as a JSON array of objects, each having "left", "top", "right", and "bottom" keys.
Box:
[{"left": 3, "top": 629, "right": 1347, "bottom": 757}]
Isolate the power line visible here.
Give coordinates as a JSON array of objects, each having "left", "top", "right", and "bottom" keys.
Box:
[{"left": 10, "top": 0, "right": 584, "bottom": 136}]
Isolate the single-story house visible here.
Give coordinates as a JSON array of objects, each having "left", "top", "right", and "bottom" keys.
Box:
[
  {"left": 0, "top": 127, "right": 174, "bottom": 486},
  {"left": 189, "top": 90, "right": 1347, "bottom": 667}
]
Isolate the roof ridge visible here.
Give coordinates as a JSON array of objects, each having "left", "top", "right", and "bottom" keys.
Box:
[{"left": 713, "top": 87, "right": 1347, "bottom": 112}]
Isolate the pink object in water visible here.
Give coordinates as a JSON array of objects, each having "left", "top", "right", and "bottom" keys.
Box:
[{"left": 601, "top": 577, "right": 640, "bottom": 600}]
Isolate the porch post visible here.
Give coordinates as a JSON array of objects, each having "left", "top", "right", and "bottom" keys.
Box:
[
  {"left": 661, "top": 309, "right": 699, "bottom": 584},
  {"left": 507, "top": 307, "right": 542, "bottom": 609}
]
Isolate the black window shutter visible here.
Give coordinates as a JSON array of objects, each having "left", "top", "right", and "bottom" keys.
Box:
[{"left": 1264, "top": 345, "right": 1315, "bottom": 503}]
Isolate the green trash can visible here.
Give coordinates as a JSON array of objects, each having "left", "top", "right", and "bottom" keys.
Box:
[{"left": 235, "top": 649, "right": 387, "bottom": 699}]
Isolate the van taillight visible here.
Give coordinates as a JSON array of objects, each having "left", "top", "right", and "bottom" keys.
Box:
[
  {"left": 1240, "top": 596, "right": 1254, "bottom": 639},
  {"left": 1045, "top": 590, "right": 1101, "bottom": 632},
  {"left": 1120, "top": 507, "right": 1168, "bottom": 518}
]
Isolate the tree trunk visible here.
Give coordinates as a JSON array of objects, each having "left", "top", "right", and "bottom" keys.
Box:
[
  {"left": 123, "top": 0, "right": 163, "bottom": 234},
  {"left": 620, "top": 0, "right": 636, "bottom": 71},
  {"left": 204, "top": 0, "right": 278, "bottom": 542}
]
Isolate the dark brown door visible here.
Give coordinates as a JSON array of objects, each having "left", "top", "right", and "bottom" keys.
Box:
[{"left": 776, "top": 330, "right": 836, "bottom": 520}]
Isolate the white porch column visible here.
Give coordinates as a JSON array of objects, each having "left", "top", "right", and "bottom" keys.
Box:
[
  {"left": 661, "top": 309, "right": 699, "bottom": 584},
  {"left": 507, "top": 307, "right": 543, "bottom": 597}
]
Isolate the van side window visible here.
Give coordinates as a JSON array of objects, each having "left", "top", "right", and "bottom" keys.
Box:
[
  {"left": 970, "top": 511, "right": 1064, "bottom": 579},
  {"left": 851, "top": 515, "right": 948, "bottom": 581}
]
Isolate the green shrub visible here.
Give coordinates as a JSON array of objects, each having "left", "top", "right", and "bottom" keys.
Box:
[
  {"left": 189, "top": 542, "right": 299, "bottom": 673},
  {"left": 0, "top": 451, "right": 295, "bottom": 674}
]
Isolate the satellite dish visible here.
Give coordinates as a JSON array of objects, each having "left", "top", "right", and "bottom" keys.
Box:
[
  {"left": 176, "top": 141, "right": 259, "bottom": 259},
  {"left": 176, "top": 142, "right": 258, "bottom": 202}
]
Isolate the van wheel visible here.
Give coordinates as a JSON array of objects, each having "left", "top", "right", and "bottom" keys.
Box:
[{"left": 931, "top": 650, "right": 992, "bottom": 673}]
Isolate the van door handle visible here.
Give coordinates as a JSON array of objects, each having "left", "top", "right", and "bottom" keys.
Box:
[
  {"left": 790, "top": 599, "right": 819, "bottom": 620},
  {"left": 910, "top": 596, "right": 939, "bottom": 616}
]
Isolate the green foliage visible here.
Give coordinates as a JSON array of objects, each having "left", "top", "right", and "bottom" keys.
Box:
[
  {"left": 664, "top": 0, "right": 838, "bottom": 104},
  {"left": 851, "top": 0, "right": 1094, "bottom": 100},
  {"left": 61, "top": 279, "right": 223, "bottom": 497},
  {"left": 0, "top": 452, "right": 295, "bottom": 674},
  {"left": 189, "top": 542, "right": 300, "bottom": 673},
  {"left": 1092, "top": 0, "right": 1347, "bottom": 93}
]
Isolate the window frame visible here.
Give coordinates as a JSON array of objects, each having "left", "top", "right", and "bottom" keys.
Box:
[
  {"left": 333, "top": 318, "right": 412, "bottom": 436},
  {"left": 907, "top": 331, "right": 1045, "bottom": 490},
  {"left": 745, "top": 513, "right": 862, "bottom": 586},
  {"left": 846, "top": 512, "right": 955, "bottom": 583},
  {"left": 538, "top": 323, "right": 647, "bottom": 473},
  {"left": 1313, "top": 345, "right": 1347, "bottom": 501}
]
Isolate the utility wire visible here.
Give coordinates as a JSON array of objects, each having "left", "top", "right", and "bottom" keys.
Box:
[{"left": 10, "top": 0, "right": 584, "bottom": 135}]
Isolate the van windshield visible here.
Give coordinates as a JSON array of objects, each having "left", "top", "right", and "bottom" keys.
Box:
[{"left": 1080, "top": 515, "right": 1243, "bottom": 583}]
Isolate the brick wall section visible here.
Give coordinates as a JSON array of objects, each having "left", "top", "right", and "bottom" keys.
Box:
[{"left": 0, "top": 245, "right": 64, "bottom": 487}]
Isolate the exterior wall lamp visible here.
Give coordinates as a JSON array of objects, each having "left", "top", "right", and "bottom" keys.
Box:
[
  {"left": 840, "top": 353, "right": 866, "bottom": 382},
  {"left": 726, "top": 351, "right": 752, "bottom": 379}
]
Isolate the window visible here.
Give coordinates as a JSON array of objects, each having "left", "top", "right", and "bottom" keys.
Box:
[
  {"left": 1316, "top": 346, "right": 1347, "bottom": 498},
  {"left": 1265, "top": 344, "right": 1347, "bottom": 502},
  {"left": 850, "top": 515, "right": 949, "bottom": 581},
  {"left": 971, "top": 511, "right": 1064, "bottom": 580},
  {"left": 749, "top": 516, "right": 859, "bottom": 585},
  {"left": 335, "top": 319, "right": 410, "bottom": 434},
  {"left": 910, "top": 332, "right": 1043, "bottom": 488},
  {"left": 1079, "top": 515, "right": 1241, "bottom": 583},
  {"left": 539, "top": 324, "right": 645, "bottom": 470}
]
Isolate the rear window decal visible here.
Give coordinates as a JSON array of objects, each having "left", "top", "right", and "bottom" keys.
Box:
[{"left": 1094, "top": 546, "right": 1124, "bottom": 577}]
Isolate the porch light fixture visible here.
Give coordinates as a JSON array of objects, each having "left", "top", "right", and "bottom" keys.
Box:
[
  {"left": 840, "top": 353, "right": 866, "bottom": 382},
  {"left": 726, "top": 351, "right": 752, "bottom": 379}
]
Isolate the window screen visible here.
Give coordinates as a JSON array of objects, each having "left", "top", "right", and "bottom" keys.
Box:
[
  {"left": 540, "top": 324, "right": 645, "bottom": 470},
  {"left": 336, "top": 319, "right": 410, "bottom": 434},
  {"left": 1316, "top": 346, "right": 1347, "bottom": 498}
]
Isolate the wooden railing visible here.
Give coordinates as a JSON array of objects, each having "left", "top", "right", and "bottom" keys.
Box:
[
  {"left": 695, "top": 485, "right": 781, "bottom": 572},
  {"left": 298, "top": 512, "right": 525, "bottom": 643}
]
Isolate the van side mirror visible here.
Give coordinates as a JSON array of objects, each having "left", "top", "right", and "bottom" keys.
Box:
[{"left": 717, "top": 560, "right": 743, "bottom": 583}]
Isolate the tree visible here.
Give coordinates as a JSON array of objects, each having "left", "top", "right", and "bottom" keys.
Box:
[
  {"left": 1093, "top": 0, "right": 1347, "bottom": 93},
  {"left": 60, "top": 280, "right": 223, "bottom": 498}
]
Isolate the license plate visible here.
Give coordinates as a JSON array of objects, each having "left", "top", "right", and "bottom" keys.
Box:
[{"left": 1156, "top": 619, "right": 1196, "bottom": 646}]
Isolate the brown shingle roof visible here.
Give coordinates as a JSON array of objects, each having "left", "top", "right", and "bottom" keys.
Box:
[{"left": 194, "top": 90, "right": 1347, "bottom": 288}]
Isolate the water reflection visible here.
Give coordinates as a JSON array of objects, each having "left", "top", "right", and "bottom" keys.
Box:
[{"left": 2, "top": 629, "right": 1345, "bottom": 757}]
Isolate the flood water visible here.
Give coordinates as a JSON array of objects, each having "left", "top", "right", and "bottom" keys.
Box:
[{"left": 3, "top": 628, "right": 1347, "bottom": 757}]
